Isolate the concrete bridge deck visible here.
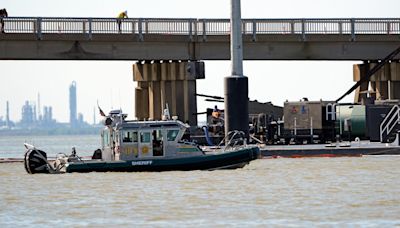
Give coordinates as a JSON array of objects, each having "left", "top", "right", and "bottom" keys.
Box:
[{"left": 1, "top": 17, "right": 400, "bottom": 60}]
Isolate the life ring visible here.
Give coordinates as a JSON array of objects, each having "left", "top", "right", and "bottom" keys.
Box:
[
  {"left": 124, "top": 147, "right": 130, "bottom": 155},
  {"left": 355, "top": 137, "right": 360, "bottom": 142},
  {"left": 142, "top": 146, "right": 149, "bottom": 154}
]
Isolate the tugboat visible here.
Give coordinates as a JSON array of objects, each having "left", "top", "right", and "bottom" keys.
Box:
[{"left": 24, "top": 110, "right": 260, "bottom": 174}]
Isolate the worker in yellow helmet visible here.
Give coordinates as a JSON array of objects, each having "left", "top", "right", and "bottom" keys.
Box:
[{"left": 117, "top": 10, "right": 128, "bottom": 33}]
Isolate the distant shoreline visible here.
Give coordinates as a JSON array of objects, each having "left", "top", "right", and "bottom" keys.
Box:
[
  {"left": 0, "top": 127, "right": 102, "bottom": 136},
  {"left": 0, "top": 158, "right": 23, "bottom": 163}
]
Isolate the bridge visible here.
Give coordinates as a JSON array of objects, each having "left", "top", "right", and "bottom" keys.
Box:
[{"left": 0, "top": 17, "right": 400, "bottom": 60}]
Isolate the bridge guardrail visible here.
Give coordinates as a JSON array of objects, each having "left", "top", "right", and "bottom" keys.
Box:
[{"left": 1, "top": 17, "right": 400, "bottom": 40}]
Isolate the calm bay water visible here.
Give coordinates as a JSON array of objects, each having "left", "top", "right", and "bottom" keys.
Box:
[
  {"left": 1, "top": 135, "right": 400, "bottom": 227},
  {"left": 0, "top": 134, "right": 100, "bottom": 159}
]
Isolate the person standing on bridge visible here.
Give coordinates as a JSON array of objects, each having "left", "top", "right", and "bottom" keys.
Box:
[
  {"left": 0, "top": 8, "right": 8, "bottom": 33},
  {"left": 117, "top": 10, "right": 128, "bottom": 33}
]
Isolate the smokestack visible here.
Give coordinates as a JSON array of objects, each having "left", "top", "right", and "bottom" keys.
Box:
[
  {"left": 6, "top": 101, "right": 10, "bottom": 128},
  {"left": 37, "top": 93, "right": 41, "bottom": 121},
  {"left": 69, "top": 81, "right": 77, "bottom": 127}
]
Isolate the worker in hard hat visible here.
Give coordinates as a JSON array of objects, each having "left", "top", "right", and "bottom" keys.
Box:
[{"left": 117, "top": 10, "right": 128, "bottom": 33}]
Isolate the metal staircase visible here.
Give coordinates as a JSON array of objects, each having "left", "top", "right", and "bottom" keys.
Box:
[{"left": 380, "top": 105, "right": 400, "bottom": 143}]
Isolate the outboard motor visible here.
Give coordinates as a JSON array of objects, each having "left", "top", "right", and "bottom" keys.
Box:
[{"left": 24, "top": 144, "right": 50, "bottom": 174}]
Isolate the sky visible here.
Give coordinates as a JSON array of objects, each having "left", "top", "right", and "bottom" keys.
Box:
[{"left": 1, "top": 0, "right": 399, "bottom": 123}]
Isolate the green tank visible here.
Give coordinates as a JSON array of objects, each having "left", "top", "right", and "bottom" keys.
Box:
[{"left": 336, "top": 105, "right": 366, "bottom": 138}]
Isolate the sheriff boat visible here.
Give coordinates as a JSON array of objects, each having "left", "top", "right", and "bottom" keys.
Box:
[{"left": 24, "top": 110, "right": 260, "bottom": 174}]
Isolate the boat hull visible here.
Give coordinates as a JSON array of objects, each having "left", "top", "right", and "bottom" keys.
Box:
[{"left": 66, "top": 147, "right": 260, "bottom": 173}]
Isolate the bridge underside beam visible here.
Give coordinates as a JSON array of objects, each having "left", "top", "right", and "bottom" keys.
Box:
[{"left": 1, "top": 34, "right": 400, "bottom": 60}]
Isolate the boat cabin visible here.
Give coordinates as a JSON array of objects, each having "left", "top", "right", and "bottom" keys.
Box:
[{"left": 100, "top": 110, "right": 203, "bottom": 161}]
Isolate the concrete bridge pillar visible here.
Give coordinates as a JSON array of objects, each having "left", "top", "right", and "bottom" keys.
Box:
[
  {"left": 389, "top": 62, "right": 400, "bottom": 99},
  {"left": 353, "top": 62, "right": 400, "bottom": 103},
  {"left": 353, "top": 63, "right": 370, "bottom": 103},
  {"left": 369, "top": 62, "right": 389, "bottom": 100},
  {"left": 133, "top": 61, "right": 205, "bottom": 126}
]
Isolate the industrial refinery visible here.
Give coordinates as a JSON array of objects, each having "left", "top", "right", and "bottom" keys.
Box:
[{"left": 0, "top": 81, "right": 98, "bottom": 134}]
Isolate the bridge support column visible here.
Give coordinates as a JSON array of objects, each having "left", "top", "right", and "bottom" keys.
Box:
[
  {"left": 224, "top": 0, "right": 249, "bottom": 142},
  {"left": 135, "top": 82, "right": 149, "bottom": 119},
  {"left": 370, "top": 62, "right": 389, "bottom": 100},
  {"left": 353, "top": 62, "right": 400, "bottom": 103},
  {"left": 133, "top": 61, "right": 205, "bottom": 126},
  {"left": 389, "top": 62, "right": 400, "bottom": 99},
  {"left": 353, "top": 63, "right": 370, "bottom": 103}
]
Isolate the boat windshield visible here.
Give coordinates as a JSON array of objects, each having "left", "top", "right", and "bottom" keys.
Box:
[{"left": 167, "top": 129, "right": 179, "bottom": 141}]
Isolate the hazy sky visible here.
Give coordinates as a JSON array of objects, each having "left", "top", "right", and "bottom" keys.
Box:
[{"left": 1, "top": 0, "right": 399, "bottom": 123}]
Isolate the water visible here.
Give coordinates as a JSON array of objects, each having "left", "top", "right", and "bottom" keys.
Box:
[
  {"left": 1, "top": 135, "right": 400, "bottom": 227},
  {"left": 0, "top": 134, "right": 100, "bottom": 159}
]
